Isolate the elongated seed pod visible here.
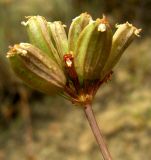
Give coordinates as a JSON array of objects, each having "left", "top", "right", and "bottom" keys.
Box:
[
  {"left": 22, "top": 16, "right": 62, "bottom": 67},
  {"left": 68, "top": 13, "right": 92, "bottom": 54},
  {"left": 48, "top": 21, "right": 68, "bottom": 61},
  {"left": 7, "top": 43, "right": 66, "bottom": 95},
  {"left": 101, "top": 22, "right": 141, "bottom": 80},
  {"left": 74, "top": 17, "right": 112, "bottom": 84}
]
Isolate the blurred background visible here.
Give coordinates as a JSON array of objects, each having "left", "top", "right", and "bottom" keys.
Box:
[{"left": 0, "top": 0, "right": 151, "bottom": 160}]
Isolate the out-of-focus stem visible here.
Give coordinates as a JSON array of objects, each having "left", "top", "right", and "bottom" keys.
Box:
[
  {"left": 84, "top": 104, "right": 112, "bottom": 160},
  {"left": 19, "top": 86, "right": 36, "bottom": 160}
]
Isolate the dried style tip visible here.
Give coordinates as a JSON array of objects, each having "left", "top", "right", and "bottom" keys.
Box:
[
  {"left": 7, "top": 43, "right": 66, "bottom": 95},
  {"left": 97, "top": 16, "right": 109, "bottom": 32},
  {"left": 98, "top": 23, "right": 106, "bottom": 32},
  {"left": 7, "top": 45, "right": 27, "bottom": 58},
  {"left": 115, "top": 22, "right": 141, "bottom": 37}
]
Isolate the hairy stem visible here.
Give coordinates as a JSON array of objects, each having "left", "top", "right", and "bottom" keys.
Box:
[{"left": 84, "top": 104, "right": 112, "bottom": 160}]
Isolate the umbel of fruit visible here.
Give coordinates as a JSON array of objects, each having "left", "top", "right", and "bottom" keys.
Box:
[
  {"left": 7, "top": 13, "right": 141, "bottom": 106},
  {"left": 7, "top": 13, "right": 141, "bottom": 160}
]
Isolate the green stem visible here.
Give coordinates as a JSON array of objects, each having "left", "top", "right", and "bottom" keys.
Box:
[{"left": 84, "top": 104, "right": 112, "bottom": 160}]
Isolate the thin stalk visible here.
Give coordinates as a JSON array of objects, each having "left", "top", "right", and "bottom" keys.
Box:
[{"left": 84, "top": 104, "right": 112, "bottom": 160}]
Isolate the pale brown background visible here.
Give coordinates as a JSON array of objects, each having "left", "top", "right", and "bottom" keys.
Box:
[{"left": 0, "top": 0, "right": 151, "bottom": 160}]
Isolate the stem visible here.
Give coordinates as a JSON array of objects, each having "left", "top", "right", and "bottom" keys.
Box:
[{"left": 84, "top": 104, "right": 112, "bottom": 160}]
